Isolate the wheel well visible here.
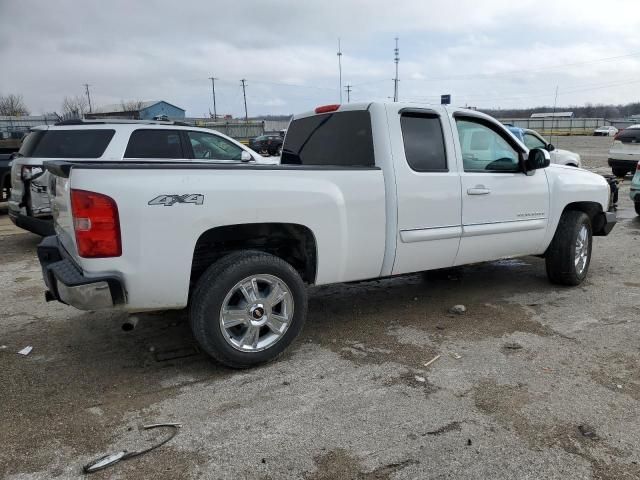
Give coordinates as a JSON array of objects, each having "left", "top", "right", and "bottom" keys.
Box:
[
  {"left": 190, "top": 223, "right": 317, "bottom": 287},
  {"left": 562, "top": 201, "right": 603, "bottom": 230}
]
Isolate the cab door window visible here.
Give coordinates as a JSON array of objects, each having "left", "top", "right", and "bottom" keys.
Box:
[
  {"left": 523, "top": 132, "right": 547, "bottom": 149},
  {"left": 400, "top": 113, "right": 447, "bottom": 172},
  {"left": 187, "top": 131, "right": 244, "bottom": 160},
  {"left": 456, "top": 119, "right": 520, "bottom": 172}
]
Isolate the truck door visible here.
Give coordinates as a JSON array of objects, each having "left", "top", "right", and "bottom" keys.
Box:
[
  {"left": 389, "top": 107, "right": 463, "bottom": 275},
  {"left": 451, "top": 114, "right": 549, "bottom": 265}
]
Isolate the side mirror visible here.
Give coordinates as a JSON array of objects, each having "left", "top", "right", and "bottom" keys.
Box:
[
  {"left": 546, "top": 143, "right": 555, "bottom": 152},
  {"left": 525, "top": 148, "right": 551, "bottom": 172},
  {"left": 240, "top": 151, "right": 253, "bottom": 162}
]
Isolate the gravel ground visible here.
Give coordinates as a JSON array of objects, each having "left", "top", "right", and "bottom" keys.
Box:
[{"left": 1, "top": 136, "right": 639, "bottom": 480}]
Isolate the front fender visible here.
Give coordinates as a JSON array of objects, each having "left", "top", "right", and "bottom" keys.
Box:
[{"left": 542, "top": 166, "right": 610, "bottom": 248}]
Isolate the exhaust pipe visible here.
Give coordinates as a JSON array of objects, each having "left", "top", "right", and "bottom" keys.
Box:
[{"left": 122, "top": 315, "right": 139, "bottom": 332}]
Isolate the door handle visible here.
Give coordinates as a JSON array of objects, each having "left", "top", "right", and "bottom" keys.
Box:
[{"left": 467, "top": 186, "right": 491, "bottom": 195}]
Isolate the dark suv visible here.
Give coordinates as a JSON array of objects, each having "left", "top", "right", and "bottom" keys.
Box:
[{"left": 249, "top": 135, "right": 283, "bottom": 156}]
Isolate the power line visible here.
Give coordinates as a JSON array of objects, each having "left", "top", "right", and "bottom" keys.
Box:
[
  {"left": 240, "top": 79, "right": 248, "bottom": 121},
  {"left": 83, "top": 83, "right": 92, "bottom": 113},
  {"left": 403, "top": 51, "right": 640, "bottom": 84},
  {"left": 245, "top": 79, "right": 334, "bottom": 91},
  {"left": 209, "top": 76, "right": 218, "bottom": 120}
]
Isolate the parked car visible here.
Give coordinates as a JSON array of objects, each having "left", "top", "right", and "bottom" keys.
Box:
[
  {"left": 506, "top": 127, "right": 581, "bottom": 167},
  {"left": 0, "top": 153, "right": 13, "bottom": 203},
  {"left": 9, "top": 119, "right": 263, "bottom": 235},
  {"left": 248, "top": 134, "right": 283, "bottom": 156},
  {"left": 608, "top": 124, "right": 640, "bottom": 177},
  {"left": 631, "top": 162, "right": 640, "bottom": 215},
  {"left": 593, "top": 126, "right": 618, "bottom": 136},
  {"left": 37, "top": 102, "right": 616, "bottom": 368}
]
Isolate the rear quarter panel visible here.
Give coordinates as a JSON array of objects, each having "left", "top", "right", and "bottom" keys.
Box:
[{"left": 68, "top": 166, "right": 386, "bottom": 310}]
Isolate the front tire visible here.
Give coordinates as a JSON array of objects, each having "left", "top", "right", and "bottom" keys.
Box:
[
  {"left": 545, "top": 211, "right": 592, "bottom": 286},
  {"left": 635, "top": 202, "right": 640, "bottom": 216},
  {"left": 190, "top": 251, "right": 308, "bottom": 368}
]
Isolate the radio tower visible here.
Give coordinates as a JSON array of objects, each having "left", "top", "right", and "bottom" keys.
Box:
[
  {"left": 337, "top": 38, "right": 343, "bottom": 103},
  {"left": 393, "top": 37, "right": 400, "bottom": 102}
]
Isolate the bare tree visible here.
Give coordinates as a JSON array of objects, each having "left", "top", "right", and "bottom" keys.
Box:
[
  {"left": 62, "top": 95, "right": 89, "bottom": 117},
  {"left": 120, "top": 100, "right": 145, "bottom": 112},
  {"left": 0, "top": 94, "right": 30, "bottom": 116}
]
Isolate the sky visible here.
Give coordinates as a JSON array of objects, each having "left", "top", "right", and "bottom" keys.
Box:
[{"left": 1, "top": 0, "right": 640, "bottom": 117}]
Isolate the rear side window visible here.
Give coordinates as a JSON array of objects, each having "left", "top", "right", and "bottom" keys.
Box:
[
  {"left": 617, "top": 129, "right": 640, "bottom": 143},
  {"left": 281, "top": 111, "right": 374, "bottom": 167},
  {"left": 400, "top": 114, "right": 447, "bottom": 171},
  {"left": 125, "top": 129, "right": 184, "bottom": 159},
  {"left": 19, "top": 129, "right": 115, "bottom": 158}
]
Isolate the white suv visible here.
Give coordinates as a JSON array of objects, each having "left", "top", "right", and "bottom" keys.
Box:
[
  {"left": 9, "top": 120, "right": 263, "bottom": 235},
  {"left": 608, "top": 125, "right": 640, "bottom": 177}
]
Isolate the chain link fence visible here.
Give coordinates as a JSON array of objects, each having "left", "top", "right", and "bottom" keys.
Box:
[{"left": 498, "top": 117, "right": 638, "bottom": 135}]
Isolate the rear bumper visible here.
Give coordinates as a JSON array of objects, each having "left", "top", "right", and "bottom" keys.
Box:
[
  {"left": 9, "top": 209, "right": 55, "bottom": 236},
  {"left": 608, "top": 158, "right": 639, "bottom": 169},
  {"left": 37, "top": 236, "right": 125, "bottom": 310}
]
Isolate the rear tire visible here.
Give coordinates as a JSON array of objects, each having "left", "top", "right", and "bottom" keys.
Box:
[
  {"left": 612, "top": 167, "right": 628, "bottom": 178},
  {"left": 635, "top": 202, "right": 640, "bottom": 216},
  {"left": 545, "top": 211, "right": 592, "bottom": 286},
  {"left": 190, "top": 251, "right": 308, "bottom": 368}
]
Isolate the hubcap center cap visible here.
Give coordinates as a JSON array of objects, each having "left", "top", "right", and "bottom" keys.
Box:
[{"left": 250, "top": 304, "right": 265, "bottom": 320}]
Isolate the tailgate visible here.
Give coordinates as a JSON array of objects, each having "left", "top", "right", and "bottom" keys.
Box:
[{"left": 49, "top": 166, "right": 77, "bottom": 258}]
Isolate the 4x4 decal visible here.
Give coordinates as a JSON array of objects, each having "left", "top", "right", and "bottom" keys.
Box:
[{"left": 148, "top": 194, "right": 204, "bottom": 206}]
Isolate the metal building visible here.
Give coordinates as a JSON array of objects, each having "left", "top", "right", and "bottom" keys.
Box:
[{"left": 86, "top": 100, "right": 185, "bottom": 120}]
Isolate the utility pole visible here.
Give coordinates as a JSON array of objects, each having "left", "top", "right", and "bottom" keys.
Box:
[
  {"left": 393, "top": 37, "right": 400, "bottom": 102},
  {"left": 551, "top": 85, "right": 559, "bottom": 145},
  {"left": 345, "top": 84, "right": 352, "bottom": 103},
  {"left": 83, "top": 83, "right": 92, "bottom": 113},
  {"left": 209, "top": 76, "right": 218, "bottom": 120},
  {"left": 240, "top": 79, "right": 248, "bottom": 121},
  {"left": 337, "top": 38, "right": 343, "bottom": 103}
]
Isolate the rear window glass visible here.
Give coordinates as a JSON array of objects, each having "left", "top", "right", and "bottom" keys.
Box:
[
  {"left": 281, "top": 111, "right": 374, "bottom": 167},
  {"left": 19, "top": 129, "right": 115, "bottom": 158},
  {"left": 125, "top": 129, "right": 184, "bottom": 159},
  {"left": 617, "top": 129, "right": 640, "bottom": 143},
  {"left": 400, "top": 113, "right": 447, "bottom": 171}
]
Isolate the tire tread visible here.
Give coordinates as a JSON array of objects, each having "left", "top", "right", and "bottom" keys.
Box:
[
  {"left": 545, "top": 211, "right": 591, "bottom": 286},
  {"left": 190, "top": 250, "right": 307, "bottom": 368}
]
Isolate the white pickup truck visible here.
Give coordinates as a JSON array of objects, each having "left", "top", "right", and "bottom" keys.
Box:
[{"left": 37, "top": 102, "right": 616, "bottom": 368}]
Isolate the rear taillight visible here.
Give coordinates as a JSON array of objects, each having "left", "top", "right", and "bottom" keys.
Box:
[
  {"left": 70, "top": 189, "right": 121, "bottom": 258},
  {"left": 637, "top": 162, "right": 640, "bottom": 171}
]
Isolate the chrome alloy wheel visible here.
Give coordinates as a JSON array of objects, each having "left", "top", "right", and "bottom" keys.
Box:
[
  {"left": 219, "top": 274, "right": 294, "bottom": 352},
  {"left": 575, "top": 224, "right": 589, "bottom": 275}
]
